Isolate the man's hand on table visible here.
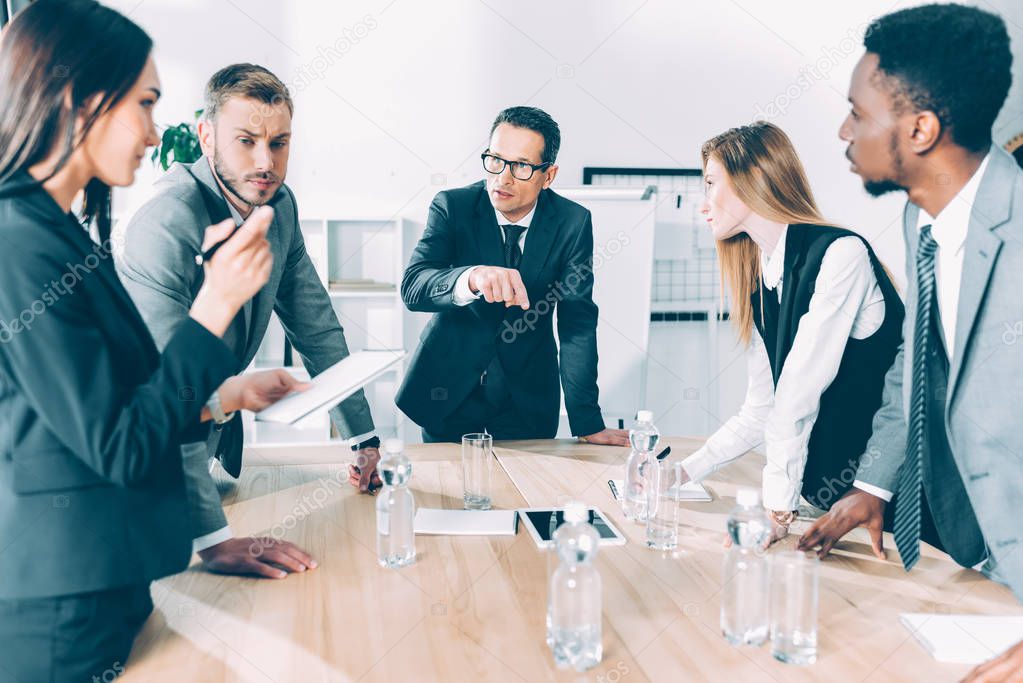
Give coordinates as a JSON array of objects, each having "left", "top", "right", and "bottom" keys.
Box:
[
  {"left": 578, "top": 428, "right": 630, "bottom": 446},
  {"left": 797, "top": 488, "right": 887, "bottom": 560},
  {"left": 963, "top": 640, "right": 1023, "bottom": 682},
  {"left": 199, "top": 537, "right": 318, "bottom": 579},
  {"left": 348, "top": 447, "right": 382, "bottom": 493}
]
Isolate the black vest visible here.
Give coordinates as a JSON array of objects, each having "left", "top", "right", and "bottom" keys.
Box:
[{"left": 750, "top": 224, "right": 904, "bottom": 510}]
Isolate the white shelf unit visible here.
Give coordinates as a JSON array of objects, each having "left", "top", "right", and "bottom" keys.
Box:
[{"left": 243, "top": 217, "right": 411, "bottom": 447}]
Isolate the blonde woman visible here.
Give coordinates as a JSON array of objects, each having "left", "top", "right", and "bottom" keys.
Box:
[{"left": 676, "top": 122, "right": 903, "bottom": 542}]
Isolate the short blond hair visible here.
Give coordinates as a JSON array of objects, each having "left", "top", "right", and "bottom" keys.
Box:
[{"left": 203, "top": 63, "right": 293, "bottom": 121}]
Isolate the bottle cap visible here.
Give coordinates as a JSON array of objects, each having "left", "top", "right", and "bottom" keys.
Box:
[
  {"left": 563, "top": 501, "right": 588, "bottom": 523},
  {"left": 636, "top": 410, "right": 653, "bottom": 423},
  {"left": 383, "top": 438, "right": 404, "bottom": 454},
  {"left": 736, "top": 487, "right": 761, "bottom": 507}
]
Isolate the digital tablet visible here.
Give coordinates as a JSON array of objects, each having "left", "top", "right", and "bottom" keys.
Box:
[
  {"left": 518, "top": 507, "right": 627, "bottom": 548},
  {"left": 255, "top": 350, "right": 405, "bottom": 424}
]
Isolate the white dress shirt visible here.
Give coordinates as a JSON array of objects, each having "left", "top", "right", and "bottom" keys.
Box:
[
  {"left": 452, "top": 203, "right": 536, "bottom": 305},
  {"left": 851, "top": 153, "right": 991, "bottom": 503},
  {"left": 681, "top": 226, "right": 887, "bottom": 511},
  {"left": 923, "top": 153, "right": 990, "bottom": 361}
]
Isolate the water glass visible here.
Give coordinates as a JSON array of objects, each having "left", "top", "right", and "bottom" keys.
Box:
[
  {"left": 645, "top": 460, "right": 680, "bottom": 550},
  {"left": 769, "top": 551, "right": 819, "bottom": 665},
  {"left": 461, "top": 432, "right": 493, "bottom": 510}
]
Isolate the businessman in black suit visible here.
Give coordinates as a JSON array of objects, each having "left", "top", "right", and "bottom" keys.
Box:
[{"left": 398, "top": 106, "right": 628, "bottom": 446}]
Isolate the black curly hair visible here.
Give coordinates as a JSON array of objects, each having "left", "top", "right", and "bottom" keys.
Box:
[{"left": 864, "top": 3, "right": 1012, "bottom": 153}]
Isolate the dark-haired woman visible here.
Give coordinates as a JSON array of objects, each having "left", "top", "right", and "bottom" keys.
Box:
[
  {"left": 675, "top": 122, "right": 904, "bottom": 545},
  {"left": 0, "top": 1, "right": 305, "bottom": 677}
]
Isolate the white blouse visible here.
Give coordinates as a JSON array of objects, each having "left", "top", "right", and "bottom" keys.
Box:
[{"left": 681, "top": 227, "right": 889, "bottom": 511}]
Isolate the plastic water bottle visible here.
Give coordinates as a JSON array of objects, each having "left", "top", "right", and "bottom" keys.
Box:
[
  {"left": 376, "top": 438, "right": 416, "bottom": 569},
  {"left": 721, "top": 487, "right": 770, "bottom": 645},
  {"left": 547, "top": 501, "right": 603, "bottom": 672},
  {"left": 622, "top": 410, "right": 659, "bottom": 522}
]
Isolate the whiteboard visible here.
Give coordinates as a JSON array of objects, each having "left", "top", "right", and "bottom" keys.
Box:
[{"left": 554, "top": 187, "right": 656, "bottom": 426}]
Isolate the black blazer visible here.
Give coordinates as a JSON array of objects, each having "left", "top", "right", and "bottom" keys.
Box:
[
  {"left": 0, "top": 174, "right": 236, "bottom": 600},
  {"left": 397, "top": 181, "right": 605, "bottom": 438}
]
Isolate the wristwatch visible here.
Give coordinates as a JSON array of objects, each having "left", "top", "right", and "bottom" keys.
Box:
[
  {"left": 206, "top": 390, "right": 235, "bottom": 426},
  {"left": 349, "top": 435, "right": 381, "bottom": 451}
]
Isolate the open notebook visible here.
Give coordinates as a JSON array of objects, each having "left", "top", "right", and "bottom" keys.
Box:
[
  {"left": 900, "top": 613, "right": 1023, "bottom": 664},
  {"left": 610, "top": 479, "right": 712, "bottom": 502}
]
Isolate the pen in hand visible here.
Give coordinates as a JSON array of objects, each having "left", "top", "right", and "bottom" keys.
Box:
[{"left": 195, "top": 205, "right": 274, "bottom": 266}]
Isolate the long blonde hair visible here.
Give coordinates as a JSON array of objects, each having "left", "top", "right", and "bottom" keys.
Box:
[{"left": 701, "top": 122, "right": 833, "bottom": 346}]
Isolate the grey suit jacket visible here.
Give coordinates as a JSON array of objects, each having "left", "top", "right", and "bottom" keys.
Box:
[
  {"left": 856, "top": 146, "right": 1023, "bottom": 598},
  {"left": 115, "top": 156, "right": 374, "bottom": 539}
]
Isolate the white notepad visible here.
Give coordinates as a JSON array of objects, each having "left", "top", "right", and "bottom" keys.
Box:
[
  {"left": 255, "top": 350, "right": 405, "bottom": 424},
  {"left": 610, "top": 479, "right": 712, "bottom": 502},
  {"left": 414, "top": 508, "right": 518, "bottom": 536},
  {"left": 900, "top": 613, "right": 1023, "bottom": 664}
]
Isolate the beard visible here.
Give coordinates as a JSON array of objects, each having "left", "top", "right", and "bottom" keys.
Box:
[
  {"left": 212, "top": 147, "right": 281, "bottom": 208},
  {"left": 863, "top": 178, "right": 905, "bottom": 197},
  {"left": 857, "top": 130, "right": 907, "bottom": 197}
]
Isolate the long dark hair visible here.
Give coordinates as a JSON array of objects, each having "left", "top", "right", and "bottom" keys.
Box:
[{"left": 0, "top": 0, "right": 152, "bottom": 241}]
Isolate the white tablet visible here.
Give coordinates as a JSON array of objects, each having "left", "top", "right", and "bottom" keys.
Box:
[
  {"left": 255, "top": 350, "right": 405, "bottom": 424},
  {"left": 518, "top": 507, "right": 627, "bottom": 548}
]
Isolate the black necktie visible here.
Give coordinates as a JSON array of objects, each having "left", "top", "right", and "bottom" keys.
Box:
[
  {"left": 894, "top": 224, "right": 937, "bottom": 571},
  {"left": 502, "top": 224, "right": 525, "bottom": 269}
]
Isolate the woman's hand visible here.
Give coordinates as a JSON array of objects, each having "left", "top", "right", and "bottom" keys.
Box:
[
  {"left": 217, "top": 369, "right": 311, "bottom": 414},
  {"left": 189, "top": 206, "right": 274, "bottom": 337}
]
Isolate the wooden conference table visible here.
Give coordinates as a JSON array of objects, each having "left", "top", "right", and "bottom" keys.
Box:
[{"left": 123, "top": 437, "right": 1022, "bottom": 682}]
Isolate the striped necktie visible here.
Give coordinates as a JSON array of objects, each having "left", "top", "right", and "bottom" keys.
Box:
[{"left": 893, "top": 224, "right": 937, "bottom": 571}]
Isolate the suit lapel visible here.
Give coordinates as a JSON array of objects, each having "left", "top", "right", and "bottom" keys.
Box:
[
  {"left": 948, "top": 148, "right": 1011, "bottom": 402},
  {"left": 517, "top": 189, "right": 560, "bottom": 288},
  {"left": 188, "top": 157, "right": 255, "bottom": 349},
  {"left": 41, "top": 211, "right": 155, "bottom": 355},
  {"left": 80, "top": 229, "right": 154, "bottom": 345}
]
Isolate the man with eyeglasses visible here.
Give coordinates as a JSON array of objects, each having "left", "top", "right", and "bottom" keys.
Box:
[{"left": 397, "top": 106, "right": 628, "bottom": 446}]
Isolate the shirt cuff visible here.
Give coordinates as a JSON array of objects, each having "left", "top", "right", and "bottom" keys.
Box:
[
  {"left": 762, "top": 469, "right": 802, "bottom": 512},
  {"left": 347, "top": 430, "right": 377, "bottom": 449},
  {"left": 452, "top": 266, "right": 482, "bottom": 306},
  {"left": 192, "top": 525, "right": 233, "bottom": 553},
  {"left": 853, "top": 480, "right": 893, "bottom": 502},
  {"left": 680, "top": 447, "right": 718, "bottom": 483}
]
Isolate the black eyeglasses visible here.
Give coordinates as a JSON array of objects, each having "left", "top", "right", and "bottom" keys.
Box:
[{"left": 481, "top": 152, "right": 551, "bottom": 181}]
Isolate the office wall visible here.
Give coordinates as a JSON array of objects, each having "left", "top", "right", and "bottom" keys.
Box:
[
  {"left": 107, "top": 0, "right": 1023, "bottom": 436},
  {"left": 112, "top": 0, "right": 1023, "bottom": 261}
]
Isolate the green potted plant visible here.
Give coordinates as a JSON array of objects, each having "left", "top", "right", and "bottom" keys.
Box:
[{"left": 151, "top": 108, "right": 203, "bottom": 170}]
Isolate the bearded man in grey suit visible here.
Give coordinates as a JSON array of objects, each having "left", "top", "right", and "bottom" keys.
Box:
[
  {"left": 796, "top": 5, "right": 1023, "bottom": 678},
  {"left": 116, "top": 64, "right": 382, "bottom": 579}
]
